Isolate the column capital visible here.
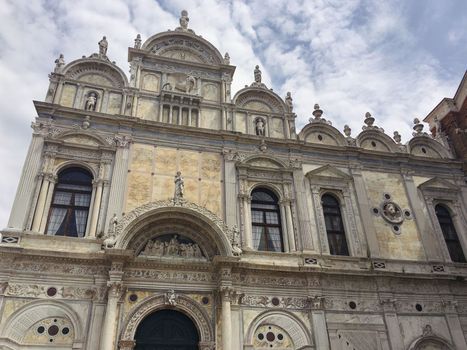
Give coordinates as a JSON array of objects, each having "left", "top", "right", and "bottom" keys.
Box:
[
  {"left": 107, "top": 281, "right": 125, "bottom": 299},
  {"left": 308, "top": 295, "right": 326, "bottom": 310}
]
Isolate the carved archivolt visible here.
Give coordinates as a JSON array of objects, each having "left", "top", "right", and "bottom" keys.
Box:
[
  {"left": 0, "top": 299, "right": 83, "bottom": 345},
  {"left": 115, "top": 200, "right": 234, "bottom": 257},
  {"left": 245, "top": 310, "right": 313, "bottom": 349},
  {"left": 119, "top": 294, "right": 214, "bottom": 344}
]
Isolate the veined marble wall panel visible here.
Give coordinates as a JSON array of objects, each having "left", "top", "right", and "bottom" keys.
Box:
[
  {"left": 141, "top": 73, "right": 161, "bottom": 92},
  {"left": 60, "top": 84, "right": 76, "bottom": 108},
  {"left": 61, "top": 135, "right": 100, "bottom": 147},
  {"left": 270, "top": 117, "right": 284, "bottom": 138},
  {"left": 107, "top": 92, "right": 122, "bottom": 114},
  {"left": 202, "top": 82, "right": 220, "bottom": 102},
  {"left": 235, "top": 112, "right": 247, "bottom": 133},
  {"left": 125, "top": 144, "right": 222, "bottom": 216},
  {"left": 201, "top": 108, "right": 221, "bottom": 130},
  {"left": 79, "top": 73, "right": 114, "bottom": 87},
  {"left": 362, "top": 171, "right": 425, "bottom": 260},
  {"left": 137, "top": 98, "right": 158, "bottom": 121}
]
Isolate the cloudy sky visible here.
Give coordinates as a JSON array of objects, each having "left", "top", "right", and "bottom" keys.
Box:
[{"left": 0, "top": 0, "right": 466, "bottom": 228}]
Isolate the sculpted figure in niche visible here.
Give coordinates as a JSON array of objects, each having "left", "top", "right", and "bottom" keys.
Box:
[
  {"left": 174, "top": 171, "right": 184, "bottom": 200},
  {"left": 98, "top": 36, "right": 108, "bottom": 56},
  {"left": 255, "top": 118, "right": 265, "bottom": 136},
  {"left": 85, "top": 92, "right": 97, "bottom": 111}
]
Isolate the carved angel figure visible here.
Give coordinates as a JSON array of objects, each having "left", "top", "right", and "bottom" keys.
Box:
[{"left": 166, "top": 289, "right": 177, "bottom": 306}]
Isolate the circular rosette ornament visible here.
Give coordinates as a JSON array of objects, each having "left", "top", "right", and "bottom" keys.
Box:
[{"left": 380, "top": 201, "right": 403, "bottom": 224}]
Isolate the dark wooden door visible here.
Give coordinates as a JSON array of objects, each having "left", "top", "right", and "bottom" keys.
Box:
[{"left": 135, "top": 309, "right": 199, "bottom": 350}]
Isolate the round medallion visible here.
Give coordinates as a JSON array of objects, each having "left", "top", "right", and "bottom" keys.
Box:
[{"left": 380, "top": 201, "right": 403, "bottom": 224}]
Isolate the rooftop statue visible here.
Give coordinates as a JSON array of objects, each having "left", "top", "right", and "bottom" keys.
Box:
[
  {"left": 134, "top": 34, "right": 142, "bottom": 49},
  {"left": 175, "top": 10, "right": 195, "bottom": 34},
  {"left": 98, "top": 36, "right": 108, "bottom": 57},
  {"left": 285, "top": 92, "right": 293, "bottom": 112},
  {"left": 254, "top": 65, "right": 262, "bottom": 83},
  {"left": 54, "top": 54, "right": 65, "bottom": 73}
]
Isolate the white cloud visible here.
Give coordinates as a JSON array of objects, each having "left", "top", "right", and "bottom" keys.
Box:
[{"left": 0, "top": 0, "right": 463, "bottom": 227}]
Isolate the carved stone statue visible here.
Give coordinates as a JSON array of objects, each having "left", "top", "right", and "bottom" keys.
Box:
[
  {"left": 173, "top": 74, "right": 197, "bottom": 94},
  {"left": 223, "top": 52, "right": 230, "bottom": 65},
  {"left": 85, "top": 92, "right": 97, "bottom": 111},
  {"left": 285, "top": 92, "right": 293, "bottom": 112},
  {"left": 433, "top": 116, "right": 442, "bottom": 136},
  {"left": 54, "top": 54, "right": 65, "bottom": 73},
  {"left": 166, "top": 289, "right": 177, "bottom": 306},
  {"left": 109, "top": 213, "right": 118, "bottom": 233},
  {"left": 393, "top": 131, "right": 401, "bottom": 144},
  {"left": 255, "top": 118, "right": 265, "bottom": 136},
  {"left": 103, "top": 233, "right": 117, "bottom": 249},
  {"left": 231, "top": 226, "right": 242, "bottom": 256},
  {"left": 254, "top": 65, "right": 262, "bottom": 83},
  {"left": 174, "top": 171, "right": 184, "bottom": 200},
  {"left": 98, "top": 36, "right": 108, "bottom": 56},
  {"left": 134, "top": 34, "right": 142, "bottom": 49},
  {"left": 180, "top": 10, "right": 189, "bottom": 30}
]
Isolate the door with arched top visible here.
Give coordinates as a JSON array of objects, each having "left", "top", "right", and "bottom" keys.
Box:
[{"left": 134, "top": 309, "right": 199, "bottom": 350}]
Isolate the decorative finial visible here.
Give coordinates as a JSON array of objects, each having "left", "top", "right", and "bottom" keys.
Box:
[
  {"left": 285, "top": 92, "right": 293, "bottom": 112},
  {"left": 134, "top": 34, "right": 142, "bottom": 49},
  {"left": 393, "top": 131, "right": 401, "bottom": 143},
  {"left": 254, "top": 65, "right": 262, "bottom": 83},
  {"left": 223, "top": 52, "right": 230, "bottom": 65},
  {"left": 82, "top": 116, "right": 91, "bottom": 130},
  {"left": 344, "top": 124, "right": 351, "bottom": 137},
  {"left": 364, "top": 112, "right": 375, "bottom": 127},
  {"left": 98, "top": 36, "right": 108, "bottom": 57},
  {"left": 312, "top": 103, "right": 323, "bottom": 119},
  {"left": 413, "top": 118, "right": 424, "bottom": 135},
  {"left": 54, "top": 53, "right": 65, "bottom": 73}
]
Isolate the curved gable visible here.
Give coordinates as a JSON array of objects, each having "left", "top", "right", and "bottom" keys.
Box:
[
  {"left": 63, "top": 59, "right": 128, "bottom": 89},
  {"left": 299, "top": 123, "right": 347, "bottom": 146},
  {"left": 408, "top": 135, "right": 451, "bottom": 159},
  {"left": 233, "top": 88, "right": 286, "bottom": 114},
  {"left": 356, "top": 129, "right": 398, "bottom": 153},
  {"left": 142, "top": 32, "right": 224, "bottom": 66}
]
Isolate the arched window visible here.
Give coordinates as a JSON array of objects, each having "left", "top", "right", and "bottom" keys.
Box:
[
  {"left": 251, "top": 188, "right": 283, "bottom": 252},
  {"left": 322, "top": 194, "right": 349, "bottom": 256},
  {"left": 45, "top": 167, "right": 93, "bottom": 237},
  {"left": 435, "top": 204, "right": 465, "bottom": 263}
]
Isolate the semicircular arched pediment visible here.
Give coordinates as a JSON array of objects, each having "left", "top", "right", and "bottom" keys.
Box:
[
  {"left": 64, "top": 59, "right": 128, "bottom": 89},
  {"left": 142, "top": 33, "right": 223, "bottom": 66},
  {"left": 299, "top": 122, "right": 347, "bottom": 146},
  {"left": 234, "top": 89, "right": 286, "bottom": 114},
  {"left": 408, "top": 135, "right": 451, "bottom": 159},
  {"left": 356, "top": 129, "right": 399, "bottom": 153},
  {"left": 115, "top": 200, "right": 235, "bottom": 257}
]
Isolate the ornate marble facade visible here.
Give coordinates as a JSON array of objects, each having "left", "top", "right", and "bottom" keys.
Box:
[{"left": 1, "top": 10, "right": 467, "bottom": 350}]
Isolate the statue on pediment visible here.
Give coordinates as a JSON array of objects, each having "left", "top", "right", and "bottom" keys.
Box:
[
  {"left": 98, "top": 36, "right": 108, "bottom": 57},
  {"left": 175, "top": 10, "right": 195, "bottom": 34}
]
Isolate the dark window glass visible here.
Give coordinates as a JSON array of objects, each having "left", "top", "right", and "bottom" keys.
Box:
[
  {"left": 435, "top": 204, "right": 465, "bottom": 263},
  {"left": 322, "top": 194, "right": 349, "bottom": 256},
  {"left": 45, "top": 167, "right": 93, "bottom": 238},
  {"left": 251, "top": 188, "right": 283, "bottom": 252}
]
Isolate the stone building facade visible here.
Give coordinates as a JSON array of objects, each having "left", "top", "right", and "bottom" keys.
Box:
[{"left": 1, "top": 11, "right": 467, "bottom": 350}]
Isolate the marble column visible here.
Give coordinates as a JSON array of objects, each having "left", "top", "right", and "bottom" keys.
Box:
[
  {"left": 221, "top": 288, "right": 232, "bottom": 350},
  {"left": 241, "top": 195, "right": 253, "bottom": 249},
  {"left": 224, "top": 158, "right": 238, "bottom": 227},
  {"left": 310, "top": 297, "right": 330, "bottom": 350},
  {"left": 350, "top": 168, "right": 380, "bottom": 257},
  {"left": 31, "top": 174, "right": 51, "bottom": 232},
  {"left": 284, "top": 201, "right": 296, "bottom": 251},
  {"left": 8, "top": 127, "right": 45, "bottom": 231},
  {"left": 39, "top": 175, "right": 57, "bottom": 233},
  {"left": 292, "top": 169, "right": 314, "bottom": 250},
  {"left": 402, "top": 173, "right": 442, "bottom": 260},
  {"left": 105, "top": 136, "right": 131, "bottom": 233},
  {"left": 279, "top": 202, "right": 290, "bottom": 252},
  {"left": 101, "top": 280, "right": 124, "bottom": 350},
  {"left": 89, "top": 180, "right": 104, "bottom": 238},
  {"left": 380, "top": 298, "right": 404, "bottom": 350}
]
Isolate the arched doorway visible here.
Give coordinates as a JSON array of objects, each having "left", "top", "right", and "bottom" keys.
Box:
[{"left": 134, "top": 309, "right": 199, "bottom": 350}]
